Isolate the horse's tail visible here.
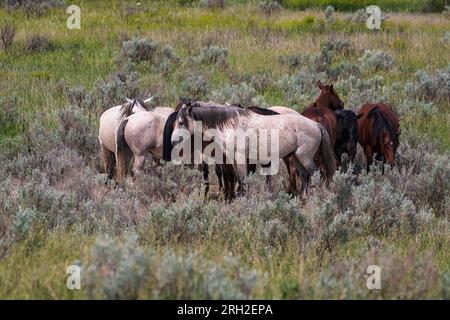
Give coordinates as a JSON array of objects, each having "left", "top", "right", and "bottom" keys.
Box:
[
  {"left": 163, "top": 111, "right": 178, "bottom": 161},
  {"left": 317, "top": 123, "right": 336, "bottom": 182},
  {"left": 116, "top": 118, "right": 131, "bottom": 182}
]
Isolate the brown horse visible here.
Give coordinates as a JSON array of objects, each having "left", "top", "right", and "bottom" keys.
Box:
[
  {"left": 357, "top": 103, "right": 400, "bottom": 172},
  {"left": 272, "top": 81, "right": 342, "bottom": 194},
  {"left": 301, "top": 106, "right": 337, "bottom": 146},
  {"left": 311, "top": 80, "right": 345, "bottom": 111}
]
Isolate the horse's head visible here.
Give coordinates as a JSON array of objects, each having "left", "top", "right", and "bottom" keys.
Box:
[
  {"left": 171, "top": 104, "right": 195, "bottom": 146},
  {"left": 316, "top": 80, "right": 344, "bottom": 110},
  {"left": 381, "top": 128, "right": 399, "bottom": 166}
]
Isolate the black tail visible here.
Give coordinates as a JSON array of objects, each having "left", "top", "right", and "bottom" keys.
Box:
[{"left": 163, "top": 111, "right": 178, "bottom": 161}]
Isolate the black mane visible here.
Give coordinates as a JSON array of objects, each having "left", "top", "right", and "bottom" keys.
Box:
[
  {"left": 248, "top": 106, "right": 279, "bottom": 115},
  {"left": 163, "top": 111, "right": 179, "bottom": 161},
  {"left": 180, "top": 105, "right": 251, "bottom": 130}
]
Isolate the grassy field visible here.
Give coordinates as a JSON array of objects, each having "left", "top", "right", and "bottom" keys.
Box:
[{"left": 0, "top": 0, "right": 449, "bottom": 299}]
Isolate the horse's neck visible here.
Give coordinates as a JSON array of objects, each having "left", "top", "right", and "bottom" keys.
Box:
[{"left": 308, "top": 102, "right": 317, "bottom": 109}]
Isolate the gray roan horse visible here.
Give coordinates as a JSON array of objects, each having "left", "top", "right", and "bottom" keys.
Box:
[
  {"left": 98, "top": 97, "right": 152, "bottom": 181},
  {"left": 115, "top": 106, "right": 174, "bottom": 181},
  {"left": 170, "top": 104, "right": 336, "bottom": 196}
]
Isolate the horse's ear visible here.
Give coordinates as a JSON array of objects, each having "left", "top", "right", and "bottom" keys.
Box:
[
  {"left": 357, "top": 114, "right": 363, "bottom": 119},
  {"left": 317, "top": 80, "right": 323, "bottom": 90}
]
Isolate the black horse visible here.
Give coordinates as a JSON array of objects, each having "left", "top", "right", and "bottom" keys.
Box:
[{"left": 334, "top": 109, "right": 359, "bottom": 166}]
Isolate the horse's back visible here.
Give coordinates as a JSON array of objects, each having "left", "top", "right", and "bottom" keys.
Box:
[
  {"left": 99, "top": 105, "right": 123, "bottom": 152},
  {"left": 152, "top": 106, "right": 174, "bottom": 117},
  {"left": 301, "top": 106, "right": 337, "bottom": 144},
  {"left": 357, "top": 103, "right": 399, "bottom": 135},
  {"left": 269, "top": 106, "right": 299, "bottom": 115}
]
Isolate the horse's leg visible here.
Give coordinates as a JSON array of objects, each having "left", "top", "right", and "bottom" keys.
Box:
[
  {"left": 260, "top": 162, "right": 272, "bottom": 190},
  {"left": 282, "top": 156, "right": 295, "bottom": 195},
  {"left": 364, "top": 146, "right": 373, "bottom": 172},
  {"left": 247, "top": 162, "right": 256, "bottom": 175},
  {"left": 293, "top": 146, "right": 318, "bottom": 197},
  {"left": 230, "top": 165, "right": 237, "bottom": 200},
  {"left": 132, "top": 154, "right": 146, "bottom": 179},
  {"left": 233, "top": 163, "right": 247, "bottom": 195},
  {"left": 100, "top": 143, "right": 112, "bottom": 181},
  {"left": 202, "top": 161, "right": 210, "bottom": 198},
  {"left": 222, "top": 165, "right": 229, "bottom": 201},
  {"left": 215, "top": 164, "right": 224, "bottom": 191},
  {"left": 291, "top": 156, "right": 311, "bottom": 198}
]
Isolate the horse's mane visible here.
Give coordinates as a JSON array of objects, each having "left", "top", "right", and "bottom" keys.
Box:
[
  {"left": 248, "top": 106, "right": 279, "bottom": 115},
  {"left": 182, "top": 105, "right": 252, "bottom": 130},
  {"left": 368, "top": 106, "right": 399, "bottom": 147},
  {"left": 119, "top": 98, "right": 147, "bottom": 120}
]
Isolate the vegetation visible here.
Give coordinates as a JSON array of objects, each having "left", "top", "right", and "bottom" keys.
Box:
[{"left": 0, "top": 0, "right": 449, "bottom": 299}]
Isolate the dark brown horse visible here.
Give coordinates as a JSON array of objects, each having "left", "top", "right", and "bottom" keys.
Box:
[{"left": 357, "top": 103, "right": 400, "bottom": 172}]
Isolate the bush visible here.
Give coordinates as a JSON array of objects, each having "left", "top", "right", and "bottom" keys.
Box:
[
  {"left": 324, "top": 5, "right": 335, "bottom": 25},
  {"left": 359, "top": 50, "right": 395, "bottom": 71},
  {"left": 4, "top": 0, "right": 65, "bottom": 18},
  {"left": 441, "top": 31, "right": 450, "bottom": 44},
  {"left": 84, "top": 234, "right": 261, "bottom": 299},
  {"left": 0, "top": 95, "right": 22, "bottom": 135},
  {"left": 91, "top": 69, "right": 141, "bottom": 111},
  {"left": 278, "top": 53, "right": 308, "bottom": 70},
  {"left": 27, "top": 34, "right": 55, "bottom": 52},
  {"left": 277, "top": 67, "right": 321, "bottom": 108},
  {"left": 0, "top": 24, "right": 16, "bottom": 51},
  {"left": 404, "top": 67, "right": 450, "bottom": 103},
  {"left": 327, "top": 62, "right": 361, "bottom": 81},
  {"left": 322, "top": 38, "right": 354, "bottom": 57},
  {"left": 337, "top": 75, "right": 385, "bottom": 111},
  {"left": 258, "top": 1, "right": 282, "bottom": 17},
  {"left": 421, "top": 0, "right": 447, "bottom": 12},
  {"left": 211, "top": 82, "right": 266, "bottom": 107},
  {"left": 66, "top": 86, "right": 89, "bottom": 108},
  {"left": 180, "top": 74, "right": 209, "bottom": 100},
  {"left": 300, "top": 248, "right": 441, "bottom": 299},
  {"left": 118, "top": 38, "right": 160, "bottom": 63},
  {"left": 194, "top": 45, "right": 228, "bottom": 67},
  {"left": 56, "top": 106, "right": 98, "bottom": 158},
  {"left": 199, "top": 0, "right": 227, "bottom": 9}
]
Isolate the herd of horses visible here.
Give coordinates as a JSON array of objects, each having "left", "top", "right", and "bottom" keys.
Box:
[{"left": 98, "top": 81, "right": 400, "bottom": 201}]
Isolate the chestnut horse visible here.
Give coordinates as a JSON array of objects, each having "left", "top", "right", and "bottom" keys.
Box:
[
  {"left": 311, "top": 80, "right": 344, "bottom": 111},
  {"left": 270, "top": 80, "right": 342, "bottom": 194},
  {"left": 357, "top": 103, "right": 400, "bottom": 172}
]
